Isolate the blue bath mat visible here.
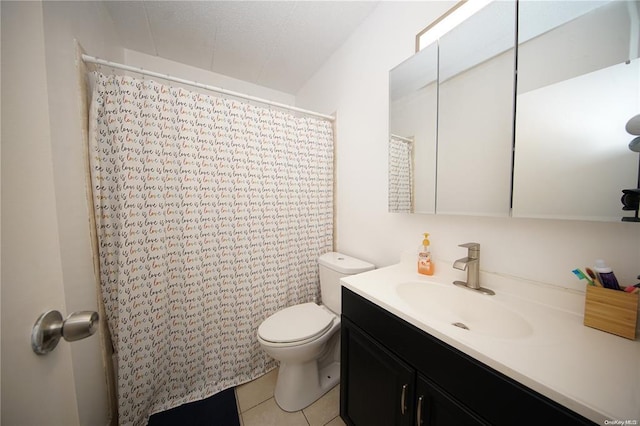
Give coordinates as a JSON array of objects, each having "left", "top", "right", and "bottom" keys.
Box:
[{"left": 148, "top": 387, "right": 240, "bottom": 426}]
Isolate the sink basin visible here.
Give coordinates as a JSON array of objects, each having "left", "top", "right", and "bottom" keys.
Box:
[{"left": 395, "top": 282, "right": 533, "bottom": 339}]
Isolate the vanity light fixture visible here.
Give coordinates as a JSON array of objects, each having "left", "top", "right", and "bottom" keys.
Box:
[{"left": 416, "top": 0, "right": 493, "bottom": 51}]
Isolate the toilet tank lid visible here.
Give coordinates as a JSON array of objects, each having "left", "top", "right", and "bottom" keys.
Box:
[{"left": 318, "top": 252, "right": 375, "bottom": 274}]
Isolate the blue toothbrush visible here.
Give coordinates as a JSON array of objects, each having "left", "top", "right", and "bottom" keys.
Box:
[{"left": 572, "top": 269, "right": 595, "bottom": 286}]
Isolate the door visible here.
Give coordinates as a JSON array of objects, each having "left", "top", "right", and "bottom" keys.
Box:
[
  {"left": 1, "top": 2, "right": 81, "bottom": 424},
  {"left": 341, "top": 318, "right": 415, "bottom": 426}
]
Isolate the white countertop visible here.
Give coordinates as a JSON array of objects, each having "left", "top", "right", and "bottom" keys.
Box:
[{"left": 340, "top": 259, "right": 640, "bottom": 424}]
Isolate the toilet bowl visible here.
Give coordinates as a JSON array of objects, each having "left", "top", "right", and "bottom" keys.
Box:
[
  {"left": 256, "top": 252, "right": 374, "bottom": 412},
  {"left": 257, "top": 303, "right": 341, "bottom": 411}
]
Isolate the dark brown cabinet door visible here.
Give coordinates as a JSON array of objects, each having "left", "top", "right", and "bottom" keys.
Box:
[{"left": 341, "top": 318, "right": 415, "bottom": 426}]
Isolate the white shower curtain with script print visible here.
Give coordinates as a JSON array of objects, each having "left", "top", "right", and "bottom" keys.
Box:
[{"left": 89, "top": 73, "right": 333, "bottom": 425}]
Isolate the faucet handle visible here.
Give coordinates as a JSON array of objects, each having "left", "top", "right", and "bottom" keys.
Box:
[
  {"left": 458, "top": 242, "right": 480, "bottom": 250},
  {"left": 459, "top": 243, "right": 480, "bottom": 258}
]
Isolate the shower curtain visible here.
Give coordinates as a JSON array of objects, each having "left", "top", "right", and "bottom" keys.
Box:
[
  {"left": 388, "top": 135, "right": 413, "bottom": 212},
  {"left": 89, "top": 73, "right": 334, "bottom": 425}
]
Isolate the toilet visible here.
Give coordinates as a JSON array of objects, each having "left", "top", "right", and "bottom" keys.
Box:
[{"left": 257, "top": 252, "right": 375, "bottom": 412}]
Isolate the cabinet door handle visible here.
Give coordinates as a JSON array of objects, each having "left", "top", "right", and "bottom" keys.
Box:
[
  {"left": 401, "top": 384, "right": 408, "bottom": 415},
  {"left": 416, "top": 395, "right": 424, "bottom": 426}
]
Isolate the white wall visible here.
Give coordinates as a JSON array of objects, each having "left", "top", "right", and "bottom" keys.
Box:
[
  {"left": 296, "top": 2, "right": 640, "bottom": 289},
  {"left": 124, "top": 50, "right": 296, "bottom": 106}
]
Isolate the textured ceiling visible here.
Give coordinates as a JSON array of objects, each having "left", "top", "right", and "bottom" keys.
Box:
[{"left": 103, "top": 1, "right": 379, "bottom": 94}]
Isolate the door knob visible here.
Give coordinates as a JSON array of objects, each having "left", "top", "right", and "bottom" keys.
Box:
[{"left": 31, "top": 310, "right": 99, "bottom": 355}]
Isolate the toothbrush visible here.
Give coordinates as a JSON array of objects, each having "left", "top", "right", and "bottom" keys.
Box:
[
  {"left": 572, "top": 269, "right": 595, "bottom": 286},
  {"left": 585, "top": 267, "right": 603, "bottom": 287}
]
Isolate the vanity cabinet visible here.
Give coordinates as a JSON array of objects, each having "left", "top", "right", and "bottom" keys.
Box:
[
  {"left": 341, "top": 317, "right": 485, "bottom": 426},
  {"left": 340, "top": 288, "right": 595, "bottom": 426}
]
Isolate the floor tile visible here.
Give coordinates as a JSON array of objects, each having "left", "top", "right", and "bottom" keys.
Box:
[
  {"left": 236, "top": 397, "right": 244, "bottom": 426},
  {"left": 236, "top": 368, "right": 278, "bottom": 412},
  {"left": 242, "top": 398, "right": 309, "bottom": 426},
  {"left": 324, "top": 416, "right": 346, "bottom": 426},
  {"left": 303, "top": 385, "right": 340, "bottom": 426}
]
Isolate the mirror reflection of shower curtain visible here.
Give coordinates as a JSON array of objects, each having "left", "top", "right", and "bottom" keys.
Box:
[
  {"left": 88, "top": 73, "right": 334, "bottom": 425},
  {"left": 389, "top": 135, "right": 414, "bottom": 212}
]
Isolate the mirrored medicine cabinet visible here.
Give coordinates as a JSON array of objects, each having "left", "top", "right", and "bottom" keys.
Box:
[{"left": 389, "top": 0, "right": 640, "bottom": 222}]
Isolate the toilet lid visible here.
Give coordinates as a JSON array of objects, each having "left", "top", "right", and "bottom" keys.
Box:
[{"left": 258, "top": 303, "right": 335, "bottom": 344}]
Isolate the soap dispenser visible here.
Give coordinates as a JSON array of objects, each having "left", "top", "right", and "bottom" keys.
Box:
[{"left": 418, "top": 233, "right": 434, "bottom": 275}]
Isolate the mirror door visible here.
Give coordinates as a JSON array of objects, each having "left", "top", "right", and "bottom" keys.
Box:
[
  {"left": 435, "top": 0, "right": 516, "bottom": 216},
  {"left": 389, "top": 43, "right": 438, "bottom": 213},
  {"left": 512, "top": 1, "right": 640, "bottom": 221}
]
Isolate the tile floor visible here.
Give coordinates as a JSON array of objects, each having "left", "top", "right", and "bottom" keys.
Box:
[{"left": 235, "top": 368, "right": 346, "bottom": 426}]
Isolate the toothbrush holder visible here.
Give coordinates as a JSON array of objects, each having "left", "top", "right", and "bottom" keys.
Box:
[{"left": 583, "top": 286, "right": 639, "bottom": 340}]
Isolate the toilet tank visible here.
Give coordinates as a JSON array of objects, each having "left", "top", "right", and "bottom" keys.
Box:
[{"left": 318, "top": 252, "right": 375, "bottom": 314}]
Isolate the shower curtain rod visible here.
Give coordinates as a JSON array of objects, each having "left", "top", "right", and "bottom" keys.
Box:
[{"left": 82, "top": 54, "right": 335, "bottom": 122}]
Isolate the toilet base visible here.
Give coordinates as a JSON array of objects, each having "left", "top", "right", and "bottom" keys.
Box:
[{"left": 274, "top": 361, "right": 340, "bottom": 412}]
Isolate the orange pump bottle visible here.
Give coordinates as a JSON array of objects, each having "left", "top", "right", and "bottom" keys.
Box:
[{"left": 418, "top": 233, "right": 434, "bottom": 275}]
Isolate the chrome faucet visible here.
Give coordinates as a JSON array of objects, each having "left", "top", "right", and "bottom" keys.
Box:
[{"left": 453, "top": 243, "right": 495, "bottom": 295}]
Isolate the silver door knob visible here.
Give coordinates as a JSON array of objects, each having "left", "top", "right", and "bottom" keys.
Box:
[{"left": 31, "top": 310, "right": 99, "bottom": 355}]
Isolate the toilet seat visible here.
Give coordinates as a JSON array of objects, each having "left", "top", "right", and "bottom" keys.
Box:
[{"left": 258, "top": 303, "right": 335, "bottom": 344}]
